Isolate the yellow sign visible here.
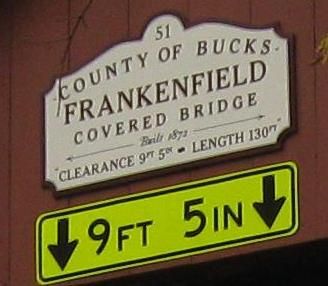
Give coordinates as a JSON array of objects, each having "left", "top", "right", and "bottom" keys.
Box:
[{"left": 36, "top": 162, "right": 298, "bottom": 285}]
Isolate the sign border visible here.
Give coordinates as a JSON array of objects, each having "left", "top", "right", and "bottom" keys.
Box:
[
  {"left": 37, "top": 162, "right": 299, "bottom": 284},
  {"left": 43, "top": 14, "right": 296, "bottom": 196}
]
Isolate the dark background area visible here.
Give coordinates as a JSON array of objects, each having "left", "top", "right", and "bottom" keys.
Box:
[{"left": 94, "top": 239, "right": 328, "bottom": 286}]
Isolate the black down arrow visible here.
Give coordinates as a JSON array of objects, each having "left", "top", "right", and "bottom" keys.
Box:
[
  {"left": 253, "top": 175, "right": 286, "bottom": 228},
  {"left": 48, "top": 218, "right": 79, "bottom": 270}
]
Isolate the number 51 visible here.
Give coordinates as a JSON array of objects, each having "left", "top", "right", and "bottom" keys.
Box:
[{"left": 155, "top": 24, "right": 171, "bottom": 40}]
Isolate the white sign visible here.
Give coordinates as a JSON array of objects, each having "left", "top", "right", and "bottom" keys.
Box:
[{"left": 45, "top": 15, "right": 292, "bottom": 192}]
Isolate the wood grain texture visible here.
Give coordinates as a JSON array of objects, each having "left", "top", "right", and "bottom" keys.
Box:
[
  {"left": 315, "top": 0, "right": 328, "bottom": 238},
  {"left": 10, "top": 1, "right": 69, "bottom": 285},
  {"left": 189, "top": 0, "right": 251, "bottom": 24},
  {"left": 129, "top": 0, "right": 189, "bottom": 38},
  {"left": 67, "top": 0, "right": 132, "bottom": 213},
  {"left": 251, "top": 0, "right": 318, "bottom": 243},
  {"left": 0, "top": 2, "right": 12, "bottom": 285},
  {"left": 127, "top": 0, "right": 192, "bottom": 199},
  {"left": 69, "top": 0, "right": 129, "bottom": 72},
  {"left": 187, "top": 0, "right": 253, "bottom": 189}
]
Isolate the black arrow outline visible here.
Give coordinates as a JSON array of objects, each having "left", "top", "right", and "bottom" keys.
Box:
[
  {"left": 253, "top": 175, "right": 286, "bottom": 228},
  {"left": 48, "top": 218, "right": 79, "bottom": 270}
]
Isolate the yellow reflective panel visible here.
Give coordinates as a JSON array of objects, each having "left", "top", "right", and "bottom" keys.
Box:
[{"left": 36, "top": 162, "right": 298, "bottom": 285}]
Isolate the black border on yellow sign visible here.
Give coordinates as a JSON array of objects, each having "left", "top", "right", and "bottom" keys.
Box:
[{"left": 37, "top": 163, "right": 298, "bottom": 284}]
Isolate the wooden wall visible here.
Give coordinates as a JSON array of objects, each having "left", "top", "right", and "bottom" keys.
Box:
[{"left": 1, "top": 0, "right": 328, "bottom": 285}]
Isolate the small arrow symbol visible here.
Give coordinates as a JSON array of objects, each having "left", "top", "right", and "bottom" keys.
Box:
[
  {"left": 48, "top": 218, "right": 79, "bottom": 270},
  {"left": 253, "top": 175, "right": 286, "bottom": 228},
  {"left": 194, "top": 114, "right": 265, "bottom": 132},
  {"left": 66, "top": 144, "right": 134, "bottom": 161}
]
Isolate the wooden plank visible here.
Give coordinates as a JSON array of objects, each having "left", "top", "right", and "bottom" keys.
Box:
[
  {"left": 69, "top": 0, "right": 129, "bottom": 72},
  {"left": 315, "top": 0, "right": 328, "bottom": 238},
  {"left": 129, "top": 0, "right": 189, "bottom": 38},
  {"left": 187, "top": 0, "right": 252, "bottom": 185},
  {"left": 251, "top": 0, "right": 318, "bottom": 243},
  {"left": 118, "top": 0, "right": 192, "bottom": 280},
  {"left": 67, "top": 0, "right": 131, "bottom": 205},
  {"left": 187, "top": 0, "right": 256, "bottom": 266},
  {"left": 0, "top": 2, "right": 12, "bottom": 285},
  {"left": 6, "top": 1, "right": 328, "bottom": 285},
  {"left": 67, "top": 1, "right": 191, "bottom": 282},
  {"left": 63, "top": 1, "right": 133, "bottom": 284},
  {"left": 10, "top": 1, "right": 69, "bottom": 285},
  {"left": 189, "top": 0, "right": 250, "bottom": 24},
  {"left": 117, "top": 13, "right": 198, "bottom": 272},
  {"left": 126, "top": 0, "right": 192, "bottom": 197},
  {"left": 48, "top": 2, "right": 192, "bottom": 283}
]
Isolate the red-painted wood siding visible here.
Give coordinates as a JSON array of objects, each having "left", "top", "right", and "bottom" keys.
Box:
[
  {"left": 1, "top": 1, "right": 328, "bottom": 285},
  {"left": 0, "top": 2, "right": 12, "bottom": 286}
]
